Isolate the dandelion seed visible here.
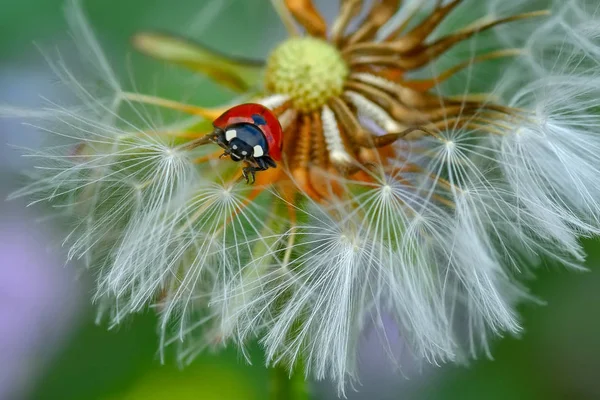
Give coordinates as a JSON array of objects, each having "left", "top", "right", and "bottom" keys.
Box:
[{"left": 7, "top": 0, "right": 600, "bottom": 396}]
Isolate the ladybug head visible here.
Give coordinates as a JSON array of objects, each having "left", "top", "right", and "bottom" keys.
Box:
[{"left": 227, "top": 137, "right": 255, "bottom": 162}]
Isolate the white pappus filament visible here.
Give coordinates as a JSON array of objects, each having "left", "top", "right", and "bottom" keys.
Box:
[
  {"left": 257, "top": 93, "right": 290, "bottom": 110},
  {"left": 344, "top": 90, "right": 404, "bottom": 132},
  {"left": 321, "top": 105, "right": 353, "bottom": 165}
]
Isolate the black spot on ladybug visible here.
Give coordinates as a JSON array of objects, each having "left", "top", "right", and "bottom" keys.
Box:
[{"left": 252, "top": 114, "right": 267, "bottom": 126}]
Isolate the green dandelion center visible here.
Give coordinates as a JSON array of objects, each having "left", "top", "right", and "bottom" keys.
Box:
[{"left": 265, "top": 37, "right": 349, "bottom": 112}]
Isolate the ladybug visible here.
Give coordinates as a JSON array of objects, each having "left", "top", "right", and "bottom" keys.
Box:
[{"left": 209, "top": 103, "right": 283, "bottom": 183}]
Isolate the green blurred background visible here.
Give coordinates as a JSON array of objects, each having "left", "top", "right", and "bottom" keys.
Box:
[{"left": 1, "top": 1, "right": 599, "bottom": 399}]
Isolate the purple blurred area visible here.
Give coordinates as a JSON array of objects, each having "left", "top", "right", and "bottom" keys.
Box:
[
  {"left": 0, "top": 204, "right": 82, "bottom": 400},
  {"left": 318, "top": 313, "right": 434, "bottom": 400},
  {"left": 1, "top": 64, "right": 82, "bottom": 399}
]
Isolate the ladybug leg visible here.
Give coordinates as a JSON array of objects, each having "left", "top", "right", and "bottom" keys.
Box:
[
  {"left": 255, "top": 156, "right": 277, "bottom": 172},
  {"left": 219, "top": 149, "right": 232, "bottom": 159},
  {"left": 262, "top": 156, "right": 277, "bottom": 169},
  {"left": 242, "top": 157, "right": 273, "bottom": 184},
  {"left": 242, "top": 166, "right": 257, "bottom": 184}
]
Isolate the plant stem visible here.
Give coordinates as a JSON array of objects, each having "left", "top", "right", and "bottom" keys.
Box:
[{"left": 269, "top": 365, "right": 309, "bottom": 400}]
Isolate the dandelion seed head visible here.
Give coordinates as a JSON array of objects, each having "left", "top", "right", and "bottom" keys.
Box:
[
  {"left": 8, "top": 0, "right": 600, "bottom": 396},
  {"left": 266, "top": 37, "right": 349, "bottom": 112}
]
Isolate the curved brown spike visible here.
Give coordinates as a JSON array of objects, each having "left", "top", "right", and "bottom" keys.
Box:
[
  {"left": 396, "top": 10, "right": 549, "bottom": 71},
  {"left": 345, "top": 80, "right": 489, "bottom": 124},
  {"left": 426, "top": 116, "right": 505, "bottom": 135},
  {"left": 331, "top": 0, "right": 364, "bottom": 45},
  {"left": 284, "top": 0, "right": 328, "bottom": 38},
  {"left": 349, "top": 54, "right": 418, "bottom": 70},
  {"left": 385, "top": 0, "right": 461, "bottom": 49},
  {"left": 281, "top": 113, "right": 302, "bottom": 167},
  {"left": 345, "top": 80, "right": 429, "bottom": 122},
  {"left": 337, "top": 127, "right": 365, "bottom": 176},
  {"left": 372, "top": 126, "right": 439, "bottom": 147},
  {"left": 291, "top": 113, "right": 323, "bottom": 200},
  {"left": 447, "top": 93, "right": 501, "bottom": 103},
  {"left": 396, "top": 85, "right": 454, "bottom": 109},
  {"left": 474, "top": 105, "right": 522, "bottom": 120},
  {"left": 347, "top": 10, "right": 548, "bottom": 72},
  {"left": 423, "top": 105, "right": 501, "bottom": 123},
  {"left": 328, "top": 96, "right": 373, "bottom": 147},
  {"left": 291, "top": 114, "right": 313, "bottom": 169},
  {"left": 356, "top": 146, "right": 382, "bottom": 168},
  {"left": 343, "top": 0, "right": 460, "bottom": 55},
  {"left": 330, "top": 94, "right": 442, "bottom": 149},
  {"left": 349, "top": 74, "right": 451, "bottom": 109},
  {"left": 350, "top": 49, "right": 497, "bottom": 74},
  {"left": 310, "top": 110, "right": 328, "bottom": 169},
  {"left": 382, "top": 0, "right": 430, "bottom": 40},
  {"left": 400, "top": 48, "right": 523, "bottom": 92},
  {"left": 271, "top": 99, "right": 294, "bottom": 117},
  {"left": 345, "top": 0, "right": 402, "bottom": 46}
]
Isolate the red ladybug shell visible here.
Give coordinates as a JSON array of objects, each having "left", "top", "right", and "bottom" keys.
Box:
[{"left": 213, "top": 103, "right": 283, "bottom": 161}]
